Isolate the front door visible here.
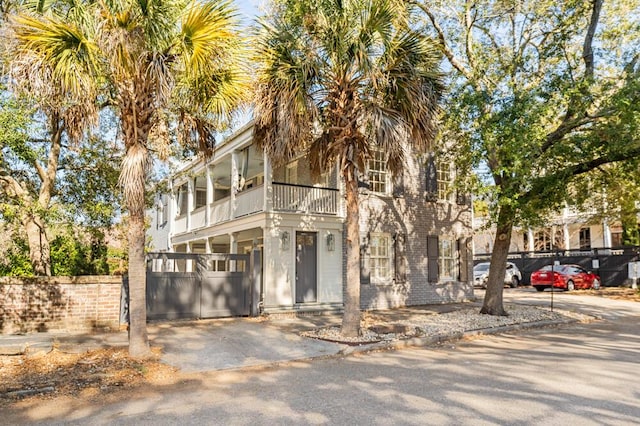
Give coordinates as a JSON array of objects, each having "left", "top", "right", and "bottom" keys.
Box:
[{"left": 295, "top": 231, "right": 317, "bottom": 303}]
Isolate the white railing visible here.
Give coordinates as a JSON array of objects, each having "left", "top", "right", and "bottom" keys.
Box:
[
  {"left": 272, "top": 183, "right": 339, "bottom": 215},
  {"left": 190, "top": 207, "right": 207, "bottom": 229},
  {"left": 174, "top": 215, "right": 187, "bottom": 234},
  {"left": 235, "top": 185, "right": 264, "bottom": 217},
  {"left": 210, "top": 199, "right": 231, "bottom": 225}
]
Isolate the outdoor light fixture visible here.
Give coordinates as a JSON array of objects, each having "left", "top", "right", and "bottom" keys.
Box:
[
  {"left": 326, "top": 233, "right": 335, "bottom": 251},
  {"left": 281, "top": 231, "right": 290, "bottom": 250}
]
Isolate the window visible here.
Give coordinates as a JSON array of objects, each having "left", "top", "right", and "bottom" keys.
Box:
[
  {"left": 176, "top": 183, "right": 188, "bottom": 216},
  {"left": 368, "top": 149, "right": 389, "bottom": 194},
  {"left": 534, "top": 230, "right": 552, "bottom": 251},
  {"left": 438, "top": 238, "right": 457, "bottom": 280},
  {"left": 611, "top": 231, "right": 623, "bottom": 247},
  {"left": 369, "top": 233, "right": 392, "bottom": 281},
  {"left": 194, "top": 175, "right": 207, "bottom": 210},
  {"left": 437, "top": 161, "right": 453, "bottom": 201},
  {"left": 579, "top": 227, "right": 591, "bottom": 249}
]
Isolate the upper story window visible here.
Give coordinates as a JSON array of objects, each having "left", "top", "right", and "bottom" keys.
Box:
[
  {"left": 369, "top": 233, "right": 392, "bottom": 282},
  {"left": 368, "top": 149, "right": 390, "bottom": 194},
  {"left": 176, "top": 183, "right": 188, "bottom": 217},
  {"left": 437, "top": 161, "right": 453, "bottom": 201},
  {"left": 194, "top": 175, "right": 207, "bottom": 210}
]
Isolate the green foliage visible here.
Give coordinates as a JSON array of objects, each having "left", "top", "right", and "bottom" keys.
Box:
[
  {"left": 0, "top": 238, "right": 34, "bottom": 277},
  {"left": 0, "top": 228, "right": 113, "bottom": 276},
  {"left": 420, "top": 1, "right": 640, "bottom": 227},
  {"left": 57, "top": 131, "right": 122, "bottom": 228}
]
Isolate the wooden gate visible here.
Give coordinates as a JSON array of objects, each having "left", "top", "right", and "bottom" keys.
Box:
[{"left": 141, "top": 252, "right": 261, "bottom": 321}]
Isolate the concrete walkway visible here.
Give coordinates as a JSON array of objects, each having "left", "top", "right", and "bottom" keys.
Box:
[{"left": 0, "top": 298, "right": 575, "bottom": 373}]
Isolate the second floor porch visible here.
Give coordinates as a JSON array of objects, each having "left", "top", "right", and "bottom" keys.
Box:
[{"left": 157, "top": 127, "right": 343, "bottom": 236}]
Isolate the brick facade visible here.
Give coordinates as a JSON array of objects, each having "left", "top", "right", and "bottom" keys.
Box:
[
  {"left": 347, "top": 149, "right": 474, "bottom": 311},
  {"left": 0, "top": 276, "right": 122, "bottom": 334}
]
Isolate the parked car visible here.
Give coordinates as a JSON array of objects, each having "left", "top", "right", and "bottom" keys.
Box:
[
  {"left": 530, "top": 264, "right": 601, "bottom": 292},
  {"left": 473, "top": 262, "right": 522, "bottom": 288}
]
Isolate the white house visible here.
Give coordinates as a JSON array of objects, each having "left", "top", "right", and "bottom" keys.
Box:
[
  {"left": 473, "top": 205, "right": 640, "bottom": 255},
  {"left": 148, "top": 121, "right": 474, "bottom": 315}
]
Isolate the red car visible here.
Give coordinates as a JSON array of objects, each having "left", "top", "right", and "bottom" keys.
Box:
[{"left": 530, "top": 264, "right": 601, "bottom": 292}]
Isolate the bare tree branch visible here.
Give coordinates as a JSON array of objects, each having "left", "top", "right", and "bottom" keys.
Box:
[
  {"left": 414, "top": 2, "right": 473, "bottom": 81},
  {"left": 583, "top": 0, "right": 603, "bottom": 82},
  {"left": 540, "top": 0, "right": 603, "bottom": 154}
]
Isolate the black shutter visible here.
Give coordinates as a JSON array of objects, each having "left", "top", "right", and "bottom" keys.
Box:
[
  {"left": 394, "top": 233, "right": 407, "bottom": 282},
  {"left": 392, "top": 171, "right": 404, "bottom": 198},
  {"left": 458, "top": 237, "right": 468, "bottom": 282},
  {"left": 456, "top": 190, "right": 467, "bottom": 206},
  {"left": 426, "top": 155, "right": 437, "bottom": 202},
  {"left": 427, "top": 235, "right": 439, "bottom": 282},
  {"left": 360, "top": 233, "right": 370, "bottom": 285}
]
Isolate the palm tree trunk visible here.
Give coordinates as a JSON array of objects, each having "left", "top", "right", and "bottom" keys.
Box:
[
  {"left": 480, "top": 205, "right": 513, "bottom": 316},
  {"left": 341, "top": 167, "right": 361, "bottom": 337},
  {"left": 127, "top": 203, "right": 150, "bottom": 357}
]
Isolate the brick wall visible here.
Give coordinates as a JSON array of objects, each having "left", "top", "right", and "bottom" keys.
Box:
[
  {"left": 0, "top": 276, "right": 122, "bottom": 334},
  {"left": 347, "top": 147, "right": 475, "bottom": 311}
]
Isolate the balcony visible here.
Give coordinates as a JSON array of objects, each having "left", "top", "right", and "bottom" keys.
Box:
[
  {"left": 193, "top": 182, "right": 340, "bottom": 229},
  {"left": 169, "top": 140, "right": 342, "bottom": 236},
  {"left": 272, "top": 182, "right": 339, "bottom": 215}
]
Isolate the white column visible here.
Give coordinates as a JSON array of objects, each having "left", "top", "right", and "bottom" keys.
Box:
[
  {"left": 187, "top": 178, "right": 194, "bottom": 231},
  {"left": 563, "top": 223, "right": 570, "bottom": 250},
  {"left": 229, "top": 232, "right": 238, "bottom": 272},
  {"left": 206, "top": 165, "right": 213, "bottom": 226},
  {"left": 263, "top": 151, "right": 272, "bottom": 212},
  {"left": 527, "top": 229, "right": 535, "bottom": 252},
  {"left": 168, "top": 181, "right": 175, "bottom": 243},
  {"left": 603, "top": 220, "right": 612, "bottom": 248},
  {"left": 231, "top": 151, "right": 239, "bottom": 218},
  {"left": 186, "top": 241, "right": 193, "bottom": 272}
]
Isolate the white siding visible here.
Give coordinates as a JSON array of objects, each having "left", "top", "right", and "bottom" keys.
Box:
[{"left": 317, "top": 230, "right": 342, "bottom": 303}]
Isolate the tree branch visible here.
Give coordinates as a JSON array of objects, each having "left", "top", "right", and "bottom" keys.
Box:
[
  {"left": 582, "top": 0, "right": 603, "bottom": 82},
  {"left": 414, "top": 2, "right": 474, "bottom": 81},
  {"left": 539, "top": 0, "right": 603, "bottom": 154},
  {"left": 522, "top": 145, "right": 640, "bottom": 204}
]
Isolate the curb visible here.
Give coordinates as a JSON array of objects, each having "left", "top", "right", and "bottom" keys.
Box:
[{"left": 337, "top": 318, "right": 581, "bottom": 357}]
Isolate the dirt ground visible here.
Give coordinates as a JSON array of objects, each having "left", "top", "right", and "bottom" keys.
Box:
[{"left": 1, "top": 287, "right": 638, "bottom": 409}]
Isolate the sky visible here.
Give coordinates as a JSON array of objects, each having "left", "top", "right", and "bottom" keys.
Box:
[{"left": 236, "top": 0, "right": 263, "bottom": 25}]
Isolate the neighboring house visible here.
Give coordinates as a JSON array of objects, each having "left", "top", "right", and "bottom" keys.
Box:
[
  {"left": 473, "top": 206, "right": 640, "bottom": 256},
  {"left": 148, "top": 121, "right": 474, "bottom": 315}
]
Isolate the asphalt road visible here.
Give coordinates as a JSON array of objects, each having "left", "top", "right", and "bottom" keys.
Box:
[{"left": 7, "top": 289, "right": 640, "bottom": 425}]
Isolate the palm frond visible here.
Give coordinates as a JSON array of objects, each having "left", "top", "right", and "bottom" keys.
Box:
[
  {"left": 11, "top": 14, "right": 98, "bottom": 97},
  {"left": 178, "top": 0, "right": 238, "bottom": 79}
]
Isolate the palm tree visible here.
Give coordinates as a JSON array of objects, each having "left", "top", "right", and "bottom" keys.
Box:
[
  {"left": 10, "top": 0, "right": 248, "bottom": 356},
  {"left": 254, "top": 0, "right": 443, "bottom": 337}
]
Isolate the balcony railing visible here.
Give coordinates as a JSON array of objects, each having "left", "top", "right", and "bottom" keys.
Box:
[
  {"left": 235, "top": 185, "right": 264, "bottom": 217},
  {"left": 210, "top": 199, "right": 231, "bottom": 225},
  {"left": 178, "top": 182, "right": 340, "bottom": 234},
  {"left": 272, "top": 182, "right": 339, "bottom": 215}
]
